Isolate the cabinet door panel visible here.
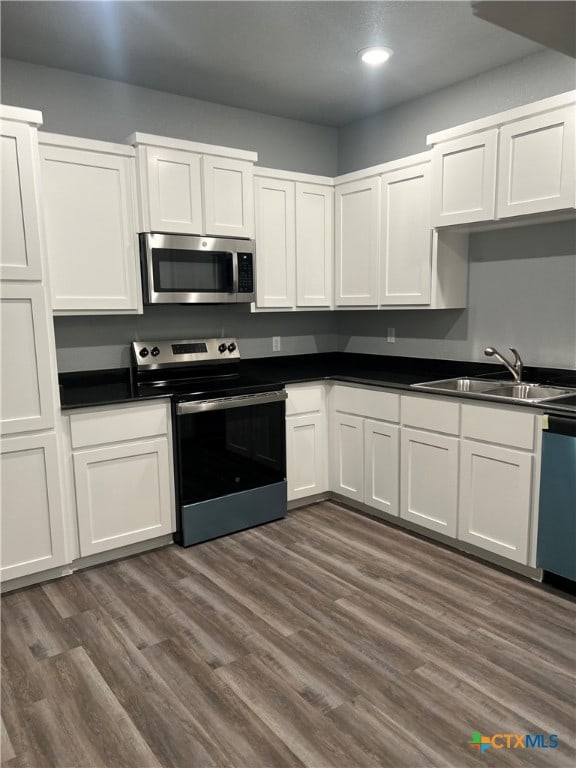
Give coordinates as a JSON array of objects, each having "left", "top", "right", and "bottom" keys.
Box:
[
  {"left": 431, "top": 130, "right": 498, "bottom": 226},
  {"left": 401, "top": 428, "right": 458, "bottom": 536},
  {"left": 335, "top": 178, "right": 379, "bottom": 305},
  {"left": 497, "top": 106, "right": 575, "bottom": 218},
  {"left": 1, "top": 433, "right": 66, "bottom": 581},
  {"left": 146, "top": 147, "right": 203, "bottom": 234},
  {"left": 331, "top": 413, "right": 364, "bottom": 502},
  {"left": 459, "top": 441, "right": 531, "bottom": 563},
  {"left": 0, "top": 120, "right": 43, "bottom": 280},
  {"left": 1, "top": 284, "right": 56, "bottom": 434},
  {"left": 287, "top": 414, "right": 328, "bottom": 500},
  {"left": 41, "top": 146, "right": 140, "bottom": 312},
  {"left": 364, "top": 419, "right": 399, "bottom": 517},
  {"left": 74, "top": 438, "right": 173, "bottom": 556},
  {"left": 255, "top": 177, "right": 295, "bottom": 308},
  {"left": 296, "top": 183, "right": 333, "bottom": 307},
  {"left": 380, "top": 165, "right": 431, "bottom": 305},
  {"left": 203, "top": 156, "right": 254, "bottom": 237}
]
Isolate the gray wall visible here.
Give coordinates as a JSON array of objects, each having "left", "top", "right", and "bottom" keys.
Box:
[
  {"left": 338, "top": 49, "right": 576, "bottom": 173},
  {"left": 336, "top": 222, "right": 576, "bottom": 369},
  {"left": 54, "top": 308, "right": 338, "bottom": 372},
  {"left": 1, "top": 59, "right": 338, "bottom": 175}
]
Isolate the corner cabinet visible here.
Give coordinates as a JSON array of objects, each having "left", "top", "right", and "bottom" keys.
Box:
[
  {"left": 254, "top": 168, "right": 333, "bottom": 310},
  {"left": 128, "top": 133, "right": 257, "bottom": 238},
  {"left": 428, "top": 90, "right": 576, "bottom": 227},
  {"left": 67, "top": 401, "right": 175, "bottom": 557},
  {"left": 39, "top": 134, "right": 141, "bottom": 314}
]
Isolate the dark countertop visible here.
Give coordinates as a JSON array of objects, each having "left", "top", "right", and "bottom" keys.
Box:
[{"left": 59, "top": 352, "right": 576, "bottom": 415}]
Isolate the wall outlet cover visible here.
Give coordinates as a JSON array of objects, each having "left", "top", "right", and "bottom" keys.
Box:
[{"left": 272, "top": 336, "right": 281, "bottom": 352}]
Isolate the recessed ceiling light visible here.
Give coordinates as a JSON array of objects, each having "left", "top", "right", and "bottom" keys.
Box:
[{"left": 358, "top": 46, "right": 394, "bottom": 66}]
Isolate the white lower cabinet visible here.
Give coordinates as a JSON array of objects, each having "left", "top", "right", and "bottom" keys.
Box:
[
  {"left": 286, "top": 385, "right": 328, "bottom": 501},
  {"left": 458, "top": 441, "right": 532, "bottom": 564},
  {"left": 331, "top": 413, "right": 365, "bottom": 502},
  {"left": 400, "top": 427, "right": 459, "bottom": 536},
  {"left": 0, "top": 432, "right": 67, "bottom": 581},
  {"left": 69, "top": 402, "right": 175, "bottom": 557},
  {"left": 364, "top": 419, "right": 399, "bottom": 516}
]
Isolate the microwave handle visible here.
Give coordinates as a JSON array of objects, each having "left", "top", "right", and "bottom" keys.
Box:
[{"left": 231, "top": 252, "right": 239, "bottom": 294}]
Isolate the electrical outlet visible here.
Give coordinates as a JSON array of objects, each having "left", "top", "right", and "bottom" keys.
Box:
[
  {"left": 387, "top": 327, "right": 396, "bottom": 343},
  {"left": 272, "top": 336, "right": 281, "bottom": 352}
]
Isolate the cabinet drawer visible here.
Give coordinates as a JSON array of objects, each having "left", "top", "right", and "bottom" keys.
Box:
[
  {"left": 332, "top": 385, "right": 399, "bottom": 422},
  {"left": 70, "top": 402, "right": 169, "bottom": 449},
  {"left": 286, "top": 385, "right": 325, "bottom": 416},
  {"left": 461, "top": 404, "right": 535, "bottom": 450},
  {"left": 402, "top": 395, "right": 459, "bottom": 435}
]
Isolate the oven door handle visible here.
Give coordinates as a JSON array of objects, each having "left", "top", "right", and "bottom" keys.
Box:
[{"left": 177, "top": 390, "right": 287, "bottom": 415}]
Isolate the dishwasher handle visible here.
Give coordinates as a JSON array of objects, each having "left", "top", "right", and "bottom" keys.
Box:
[
  {"left": 177, "top": 390, "right": 287, "bottom": 416},
  {"left": 545, "top": 414, "right": 576, "bottom": 437}
]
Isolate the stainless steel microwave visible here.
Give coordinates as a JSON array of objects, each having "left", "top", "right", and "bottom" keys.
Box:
[{"left": 139, "top": 233, "right": 255, "bottom": 304}]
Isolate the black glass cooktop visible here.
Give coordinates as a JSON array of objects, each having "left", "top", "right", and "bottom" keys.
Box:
[{"left": 135, "top": 374, "right": 283, "bottom": 402}]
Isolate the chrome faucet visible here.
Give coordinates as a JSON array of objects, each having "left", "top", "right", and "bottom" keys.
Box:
[{"left": 484, "top": 347, "right": 524, "bottom": 383}]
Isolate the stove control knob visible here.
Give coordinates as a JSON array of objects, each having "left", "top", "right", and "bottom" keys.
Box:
[
  {"left": 218, "top": 343, "right": 227, "bottom": 353},
  {"left": 139, "top": 347, "right": 149, "bottom": 358},
  {"left": 150, "top": 346, "right": 160, "bottom": 357},
  {"left": 227, "top": 343, "right": 237, "bottom": 353}
]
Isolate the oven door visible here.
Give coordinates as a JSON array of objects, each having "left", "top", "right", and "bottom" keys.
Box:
[
  {"left": 174, "top": 391, "right": 287, "bottom": 546},
  {"left": 141, "top": 233, "right": 237, "bottom": 303}
]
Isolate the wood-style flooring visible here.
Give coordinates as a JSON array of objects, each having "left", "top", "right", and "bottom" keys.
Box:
[{"left": 2, "top": 501, "right": 575, "bottom": 767}]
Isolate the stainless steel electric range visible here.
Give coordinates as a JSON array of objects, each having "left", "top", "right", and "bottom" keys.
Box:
[{"left": 132, "top": 338, "right": 287, "bottom": 546}]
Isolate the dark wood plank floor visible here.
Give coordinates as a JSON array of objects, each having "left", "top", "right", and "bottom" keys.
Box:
[{"left": 2, "top": 501, "right": 575, "bottom": 767}]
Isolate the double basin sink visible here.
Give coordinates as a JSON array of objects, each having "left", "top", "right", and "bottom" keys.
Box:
[{"left": 412, "top": 377, "right": 575, "bottom": 403}]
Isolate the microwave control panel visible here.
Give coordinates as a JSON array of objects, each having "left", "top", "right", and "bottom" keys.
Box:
[{"left": 238, "top": 253, "right": 254, "bottom": 293}]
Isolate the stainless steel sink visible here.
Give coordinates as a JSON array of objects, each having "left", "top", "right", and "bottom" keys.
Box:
[
  {"left": 412, "top": 377, "right": 576, "bottom": 403},
  {"left": 483, "top": 384, "right": 575, "bottom": 402},
  {"left": 413, "top": 377, "right": 503, "bottom": 393}
]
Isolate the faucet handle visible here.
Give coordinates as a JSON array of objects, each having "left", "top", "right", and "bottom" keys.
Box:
[{"left": 509, "top": 348, "right": 523, "bottom": 376}]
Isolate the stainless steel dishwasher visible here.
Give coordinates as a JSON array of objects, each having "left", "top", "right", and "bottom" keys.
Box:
[{"left": 537, "top": 413, "right": 576, "bottom": 582}]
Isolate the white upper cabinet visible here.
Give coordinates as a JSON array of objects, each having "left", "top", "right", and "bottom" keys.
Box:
[
  {"left": 497, "top": 105, "right": 575, "bottom": 219},
  {"left": 203, "top": 155, "right": 254, "bottom": 238},
  {"left": 40, "top": 135, "right": 141, "bottom": 314},
  {"left": 255, "top": 175, "right": 295, "bottom": 308},
  {"left": 0, "top": 107, "right": 44, "bottom": 281},
  {"left": 254, "top": 169, "right": 333, "bottom": 310},
  {"left": 380, "top": 163, "right": 432, "bottom": 305},
  {"left": 335, "top": 176, "right": 380, "bottom": 306},
  {"left": 430, "top": 129, "right": 498, "bottom": 227},
  {"left": 428, "top": 90, "right": 576, "bottom": 227},
  {"left": 128, "top": 133, "right": 257, "bottom": 237},
  {"left": 295, "top": 182, "right": 333, "bottom": 307}
]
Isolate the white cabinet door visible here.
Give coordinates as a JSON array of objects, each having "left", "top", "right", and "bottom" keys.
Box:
[
  {"left": 380, "top": 164, "right": 432, "bottom": 305},
  {"left": 331, "top": 413, "right": 364, "bottom": 502},
  {"left": 1, "top": 284, "right": 56, "bottom": 435},
  {"left": 295, "top": 183, "right": 333, "bottom": 307},
  {"left": 203, "top": 156, "right": 254, "bottom": 238},
  {"left": 335, "top": 177, "right": 379, "bottom": 306},
  {"left": 41, "top": 145, "right": 140, "bottom": 313},
  {"left": 1, "top": 432, "right": 67, "bottom": 581},
  {"left": 254, "top": 176, "right": 295, "bottom": 308},
  {"left": 73, "top": 437, "right": 173, "bottom": 556},
  {"left": 497, "top": 106, "right": 576, "bottom": 218},
  {"left": 459, "top": 441, "right": 532, "bottom": 564},
  {"left": 0, "top": 119, "right": 43, "bottom": 280},
  {"left": 286, "top": 413, "right": 328, "bottom": 501},
  {"left": 431, "top": 129, "right": 498, "bottom": 227},
  {"left": 364, "top": 419, "right": 399, "bottom": 517},
  {"left": 144, "top": 146, "right": 204, "bottom": 234},
  {"left": 400, "top": 428, "right": 458, "bottom": 536}
]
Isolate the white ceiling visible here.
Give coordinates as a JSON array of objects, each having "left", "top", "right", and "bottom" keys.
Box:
[{"left": 1, "top": 1, "right": 545, "bottom": 126}]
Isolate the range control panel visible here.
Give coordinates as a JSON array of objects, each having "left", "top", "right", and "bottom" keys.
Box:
[{"left": 132, "top": 338, "right": 240, "bottom": 368}]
